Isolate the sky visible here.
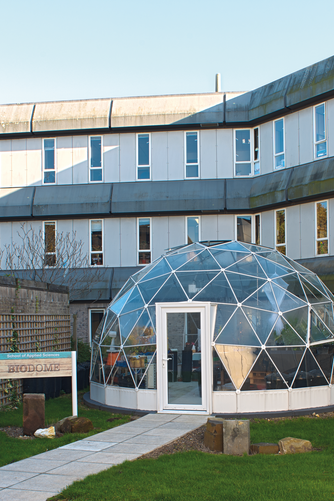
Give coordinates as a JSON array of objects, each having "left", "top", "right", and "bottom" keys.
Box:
[{"left": 1, "top": 0, "right": 334, "bottom": 105}]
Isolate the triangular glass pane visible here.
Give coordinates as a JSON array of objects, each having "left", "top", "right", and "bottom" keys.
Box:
[
  {"left": 215, "top": 344, "right": 260, "bottom": 390},
  {"left": 210, "top": 249, "right": 247, "bottom": 269},
  {"left": 272, "top": 274, "right": 307, "bottom": 302},
  {"left": 101, "top": 316, "right": 121, "bottom": 347},
  {"left": 239, "top": 243, "right": 266, "bottom": 253},
  {"left": 176, "top": 271, "right": 218, "bottom": 299},
  {"left": 177, "top": 249, "right": 220, "bottom": 271},
  {"left": 241, "top": 350, "right": 288, "bottom": 391},
  {"left": 212, "top": 353, "right": 236, "bottom": 391},
  {"left": 266, "top": 316, "right": 305, "bottom": 346},
  {"left": 110, "top": 288, "right": 133, "bottom": 315},
  {"left": 217, "top": 241, "right": 250, "bottom": 252},
  {"left": 117, "top": 348, "right": 136, "bottom": 388},
  {"left": 91, "top": 345, "right": 104, "bottom": 384},
  {"left": 119, "top": 309, "right": 142, "bottom": 344},
  {"left": 283, "top": 256, "right": 312, "bottom": 274},
  {"left": 104, "top": 350, "right": 122, "bottom": 385},
  {"left": 165, "top": 250, "right": 203, "bottom": 271},
  {"left": 148, "top": 306, "right": 156, "bottom": 333},
  {"left": 139, "top": 258, "right": 172, "bottom": 283},
  {"left": 292, "top": 349, "right": 327, "bottom": 388},
  {"left": 242, "top": 307, "right": 278, "bottom": 344},
  {"left": 310, "top": 343, "right": 334, "bottom": 382},
  {"left": 124, "top": 310, "right": 156, "bottom": 346},
  {"left": 149, "top": 274, "right": 188, "bottom": 304},
  {"left": 214, "top": 304, "right": 237, "bottom": 340},
  {"left": 255, "top": 255, "right": 292, "bottom": 279},
  {"left": 259, "top": 251, "right": 294, "bottom": 269},
  {"left": 166, "top": 243, "right": 205, "bottom": 255},
  {"left": 302, "top": 274, "right": 330, "bottom": 298},
  {"left": 271, "top": 283, "right": 307, "bottom": 312},
  {"left": 226, "top": 255, "right": 267, "bottom": 279},
  {"left": 310, "top": 310, "right": 334, "bottom": 343},
  {"left": 225, "top": 272, "right": 266, "bottom": 303},
  {"left": 100, "top": 310, "right": 117, "bottom": 343},
  {"left": 131, "top": 259, "right": 161, "bottom": 284},
  {"left": 195, "top": 272, "right": 237, "bottom": 303},
  {"left": 121, "top": 286, "right": 145, "bottom": 314},
  {"left": 243, "top": 282, "right": 278, "bottom": 311},
  {"left": 300, "top": 277, "right": 329, "bottom": 304},
  {"left": 312, "top": 303, "right": 334, "bottom": 334},
  {"left": 216, "top": 308, "right": 261, "bottom": 346},
  {"left": 112, "top": 277, "right": 136, "bottom": 303},
  {"left": 282, "top": 307, "right": 308, "bottom": 342},
  {"left": 90, "top": 342, "right": 100, "bottom": 380},
  {"left": 138, "top": 351, "right": 157, "bottom": 389},
  {"left": 92, "top": 311, "right": 107, "bottom": 344},
  {"left": 266, "top": 347, "right": 305, "bottom": 387},
  {"left": 137, "top": 274, "right": 169, "bottom": 304}
]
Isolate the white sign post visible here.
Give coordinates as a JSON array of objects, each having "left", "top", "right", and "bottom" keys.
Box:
[{"left": 0, "top": 351, "right": 78, "bottom": 416}]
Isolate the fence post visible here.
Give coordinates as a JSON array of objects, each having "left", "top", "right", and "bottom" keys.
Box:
[{"left": 73, "top": 314, "right": 78, "bottom": 356}]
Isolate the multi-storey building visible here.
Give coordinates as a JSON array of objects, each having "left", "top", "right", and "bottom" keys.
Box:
[{"left": 0, "top": 56, "right": 334, "bottom": 344}]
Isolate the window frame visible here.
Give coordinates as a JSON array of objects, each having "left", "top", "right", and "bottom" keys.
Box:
[
  {"left": 315, "top": 200, "right": 329, "bottom": 256},
  {"left": 44, "top": 221, "right": 57, "bottom": 266},
  {"left": 235, "top": 215, "right": 259, "bottom": 244},
  {"left": 273, "top": 118, "right": 285, "bottom": 170},
  {"left": 186, "top": 216, "right": 201, "bottom": 245},
  {"left": 42, "top": 138, "right": 56, "bottom": 185},
  {"left": 136, "top": 133, "right": 151, "bottom": 181},
  {"left": 234, "top": 128, "right": 260, "bottom": 177},
  {"left": 89, "top": 308, "right": 105, "bottom": 346},
  {"left": 90, "top": 219, "right": 104, "bottom": 266},
  {"left": 89, "top": 136, "right": 103, "bottom": 183},
  {"left": 184, "top": 131, "right": 200, "bottom": 179},
  {"left": 314, "top": 103, "right": 327, "bottom": 160},
  {"left": 275, "top": 208, "right": 286, "bottom": 255},
  {"left": 137, "top": 217, "right": 151, "bottom": 266}
]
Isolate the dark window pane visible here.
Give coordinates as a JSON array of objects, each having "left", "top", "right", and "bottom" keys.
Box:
[
  {"left": 276, "top": 210, "right": 285, "bottom": 245},
  {"left": 139, "top": 219, "right": 150, "bottom": 250},
  {"left": 45, "top": 149, "right": 54, "bottom": 170},
  {"left": 254, "top": 128, "right": 259, "bottom": 161},
  {"left": 45, "top": 222, "right": 55, "bottom": 253},
  {"left": 90, "top": 168, "right": 102, "bottom": 182},
  {"left": 237, "top": 216, "right": 252, "bottom": 243},
  {"left": 91, "top": 137, "right": 101, "bottom": 167},
  {"left": 255, "top": 215, "right": 260, "bottom": 245},
  {"left": 138, "top": 134, "right": 149, "bottom": 166},
  {"left": 91, "top": 220, "right": 102, "bottom": 251},
  {"left": 91, "top": 253, "right": 103, "bottom": 266},
  {"left": 139, "top": 252, "right": 151, "bottom": 264},
  {"left": 186, "top": 132, "right": 198, "bottom": 164},
  {"left": 44, "top": 171, "right": 55, "bottom": 184},
  {"left": 275, "top": 119, "right": 284, "bottom": 154},
  {"left": 315, "top": 104, "right": 325, "bottom": 142},
  {"left": 317, "top": 202, "right": 327, "bottom": 239},
  {"left": 138, "top": 166, "right": 150, "bottom": 179},
  {"left": 44, "top": 254, "right": 56, "bottom": 266},
  {"left": 236, "top": 130, "right": 250, "bottom": 161},
  {"left": 186, "top": 164, "right": 198, "bottom": 178},
  {"left": 187, "top": 217, "right": 199, "bottom": 244},
  {"left": 236, "top": 163, "right": 251, "bottom": 176}
]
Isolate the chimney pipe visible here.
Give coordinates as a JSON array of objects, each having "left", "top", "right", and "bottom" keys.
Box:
[{"left": 215, "top": 73, "right": 221, "bottom": 93}]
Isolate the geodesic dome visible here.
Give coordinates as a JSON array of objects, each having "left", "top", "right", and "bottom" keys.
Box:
[{"left": 91, "top": 241, "right": 334, "bottom": 411}]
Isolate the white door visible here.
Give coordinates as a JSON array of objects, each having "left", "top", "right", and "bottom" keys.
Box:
[{"left": 156, "top": 302, "right": 211, "bottom": 413}]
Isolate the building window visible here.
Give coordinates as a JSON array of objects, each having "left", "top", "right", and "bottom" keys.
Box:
[
  {"left": 316, "top": 201, "right": 328, "bottom": 255},
  {"left": 187, "top": 216, "right": 200, "bottom": 244},
  {"left": 235, "top": 130, "right": 251, "bottom": 176},
  {"left": 274, "top": 119, "right": 285, "bottom": 169},
  {"left": 90, "top": 136, "right": 102, "bottom": 182},
  {"left": 89, "top": 309, "right": 105, "bottom": 345},
  {"left": 314, "top": 103, "right": 327, "bottom": 159},
  {"left": 236, "top": 216, "right": 252, "bottom": 243},
  {"left": 44, "top": 221, "right": 56, "bottom": 266},
  {"left": 90, "top": 220, "right": 103, "bottom": 265},
  {"left": 276, "top": 209, "right": 286, "bottom": 255},
  {"left": 138, "top": 218, "right": 151, "bottom": 265},
  {"left": 255, "top": 214, "right": 261, "bottom": 245},
  {"left": 43, "top": 139, "right": 56, "bottom": 184},
  {"left": 254, "top": 128, "right": 260, "bottom": 175},
  {"left": 185, "top": 131, "right": 199, "bottom": 178},
  {"left": 137, "top": 134, "right": 150, "bottom": 180}
]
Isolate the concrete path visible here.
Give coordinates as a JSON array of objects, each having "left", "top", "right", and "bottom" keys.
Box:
[{"left": 0, "top": 413, "right": 207, "bottom": 501}]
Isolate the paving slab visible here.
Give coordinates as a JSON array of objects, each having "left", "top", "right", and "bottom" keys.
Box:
[
  {"left": 34, "top": 449, "right": 93, "bottom": 461},
  {"left": 102, "top": 442, "right": 160, "bottom": 455},
  {"left": 77, "top": 452, "right": 140, "bottom": 464},
  {"left": 0, "top": 488, "right": 55, "bottom": 501},
  {"left": 82, "top": 431, "right": 139, "bottom": 441},
  {"left": 0, "top": 458, "right": 68, "bottom": 473},
  {"left": 59, "top": 440, "right": 116, "bottom": 452},
  {"left": 13, "top": 473, "right": 81, "bottom": 492},
  {"left": 48, "top": 461, "right": 112, "bottom": 478},
  {"left": 123, "top": 434, "right": 172, "bottom": 446},
  {"left": 0, "top": 471, "right": 37, "bottom": 488}
]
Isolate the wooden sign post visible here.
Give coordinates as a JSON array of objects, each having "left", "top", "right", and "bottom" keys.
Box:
[{"left": 0, "top": 351, "right": 77, "bottom": 416}]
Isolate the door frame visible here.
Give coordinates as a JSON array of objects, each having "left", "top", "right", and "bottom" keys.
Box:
[{"left": 156, "top": 302, "right": 214, "bottom": 414}]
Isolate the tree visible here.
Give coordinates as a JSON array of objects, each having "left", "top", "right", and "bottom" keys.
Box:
[{"left": 2, "top": 223, "right": 105, "bottom": 301}]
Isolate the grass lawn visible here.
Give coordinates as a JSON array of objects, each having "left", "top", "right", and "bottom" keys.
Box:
[
  {"left": 0, "top": 390, "right": 131, "bottom": 467},
  {"left": 48, "top": 415, "right": 334, "bottom": 501}
]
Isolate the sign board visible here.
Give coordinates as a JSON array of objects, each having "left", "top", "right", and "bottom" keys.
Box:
[{"left": 0, "top": 351, "right": 77, "bottom": 416}]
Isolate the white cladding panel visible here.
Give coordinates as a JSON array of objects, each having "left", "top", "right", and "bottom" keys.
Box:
[
  {"left": 120, "top": 133, "right": 135, "bottom": 182},
  {"left": 0, "top": 140, "right": 12, "bottom": 188},
  {"left": 217, "top": 214, "right": 234, "bottom": 241},
  {"left": 105, "top": 218, "right": 121, "bottom": 267},
  {"left": 104, "top": 134, "right": 120, "bottom": 183},
  {"left": 286, "top": 205, "right": 301, "bottom": 259},
  {"left": 120, "top": 218, "right": 136, "bottom": 266},
  {"left": 260, "top": 211, "right": 274, "bottom": 248},
  {"left": 299, "top": 107, "right": 313, "bottom": 165},
  {"left": 300, "top": 202, "right": 315, "bottom": 258},
  {"left": 200, "top": 130, "right": 216, "bottom": 179},
  {"left": 27, "top": 138, "right": 42, "bottom": 186},
  {"left": 327, "top": 98, "right": 334, "bottom": 157},
  {"left": 73, "top": 136, "right": 88, "bottom": 184},
  {"left": 217, "top": 129, "right": 233, "bottom": 178},
  {"left": 151, "top": 132, "right": 168, "bottom": 181},
  {"left": 12, "top": 139, "right": 27, "bottom": 187},
  {"left": 0, "top": 222, "right": 12, "bottom": 267},
  {"left": 237, "top": 390, "right": 288, "bottom": 413},
  {"left": 152, "top": 217, "right": 168, "bottom": 261},
  {"left": 57, "top": 136, "right": 73, "bottom": 185},
  {"left": 73, "top": 219, "right": 89, "bottom": 256},
  {"left": 201, "top": 215, "right": 218, "bottom": 241},
  {"left": 57, "top": 220, "right": 73, "bottom": 235},
  {"left": 167, "top": 131, "right": 183, "bottom": 180},
  {"left": 168, "top": 216, "right": 185, "bottom": 248},
  {"left": 260, "top": 122, "right": 272, "bottom": 174},
  {"left": 285, "top": 113, "right": 299, "bottom": 168},
  {"left": 329, "top": 198, "right": 334, "bottom": 255}
]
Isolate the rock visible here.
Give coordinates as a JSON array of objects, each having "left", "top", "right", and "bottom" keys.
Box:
[
  {"left": 279, "top": 437, "right": 312, "bottom": 454},
  {"left": 250, "top": 443, "right": 279, "bottom": 455},
  {"left": 55, "top": 417, "right": 72, "bottom": 434},
  {"left": 223, "top": 420, "right": 250, "bottom": 456},
  {"left": 204, "top": 418, "right": 224, "bottom": 452},
  {"left": 34, "top": 426, "right": 55, "bottom": 439},
  {"left": 23, "top": 393, "right": 45, "bottom": 436},
  {"left": 68, "top": 416, "right": 94, "bottom": 433}
]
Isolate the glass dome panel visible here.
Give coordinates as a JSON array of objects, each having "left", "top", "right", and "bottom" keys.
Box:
[
  {"left": 176, "top": 271, "right": 219, "bottom": 299},
  {"left": 119, "top": 309, "right": 142, "bottom": 344},
  {"left": 242, "top": 307, "right": 278, "bottom": 344},
  {"left": 121, "top": 286, "right": 145, "bottom": 314},
  {"left": 309, "top": 343, "right": 334, "bottom": 382},
  {"left": 195, "top": 271, "right": 236, "bottom": 303},
  {"left": 226, "top": 255, "right": 267, "bottom": 279},
  {"left": 255, "top": 255, "right": 293, "bottom": 279},
  {"left": 225, "top": 272, "right": 266, "bottom": 303},
  {"left": 281, "top": 307, "right": 308, "bottom": 343},
  {"left": 310, "top": 310, "right": 334, "bottom": 343},
  {"left": 259, "top": 251, "right": 294, "bottom": 269},
  {"left": 302, "top": 274, "right": 330, "bottom": 297},
  {"left": 215, "top": 344, "right": 260, "bottom": 390},
  {"left": 216, "top": 241, "right": 250, "bottom": 252},
  {"left": 148, "top": 274, "right": 188, "bottom": 304},
  {"left": 210, "top": 249, "right": 248, "bottom": 269},
  {"left": 137, "top": 274, "right": 169, "bottom": 304},
  {"left": 138, "top": 258, "right": 172, "bottom": 283},
  {"left": 312, "top": 303, "right": 334, "bottom": 334},
  {"left": 124, "top": 310, "right": 156, "bottom": 346},
  {"left": 266, "top": 317, "right": 305, "bottom": 346},
  {"left": 214, "top": 304, "right": 237, "bottom": 340},
  {"left": 215, "top": 308, "right": 261, "bottom": 346},
  {"left": 300, "top": 277, "right": 330, "bottom": 304},
  {"left": 242, "top": 283, "right": 278, "bottom": 311},
  {"left": 241, "top": 350, "right": 288, "bottom": 391},
  {"left": 292, "top": 349, "right": 327, "bottom": 388},
  {"left": 165, "top": 250, "right": 203, "bottom": 270},
  {"left": 266, "top": 347, "right": 305, "bottom": 387},
  {"left": 272, "top": 274, "right": 307, "bottom": 302},
  {"left": 177, "top": 249, "right": 220, "bottom": 271},
  {"left": 110, "top": 288, "right": 133, "bottom": 315},
  {"left": 138, "top": 351, "right": 157, "bottom": 389},
  {"left": 271, "top": 283, "right": 307, "bottom": 312},
  {"left": 112, "top": 277, "right": 136, "bottom": 303}
]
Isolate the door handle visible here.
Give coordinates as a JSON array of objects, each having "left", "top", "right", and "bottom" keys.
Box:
[{"left": 162, "top": 358, "right": 172, "bottom": 361}]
